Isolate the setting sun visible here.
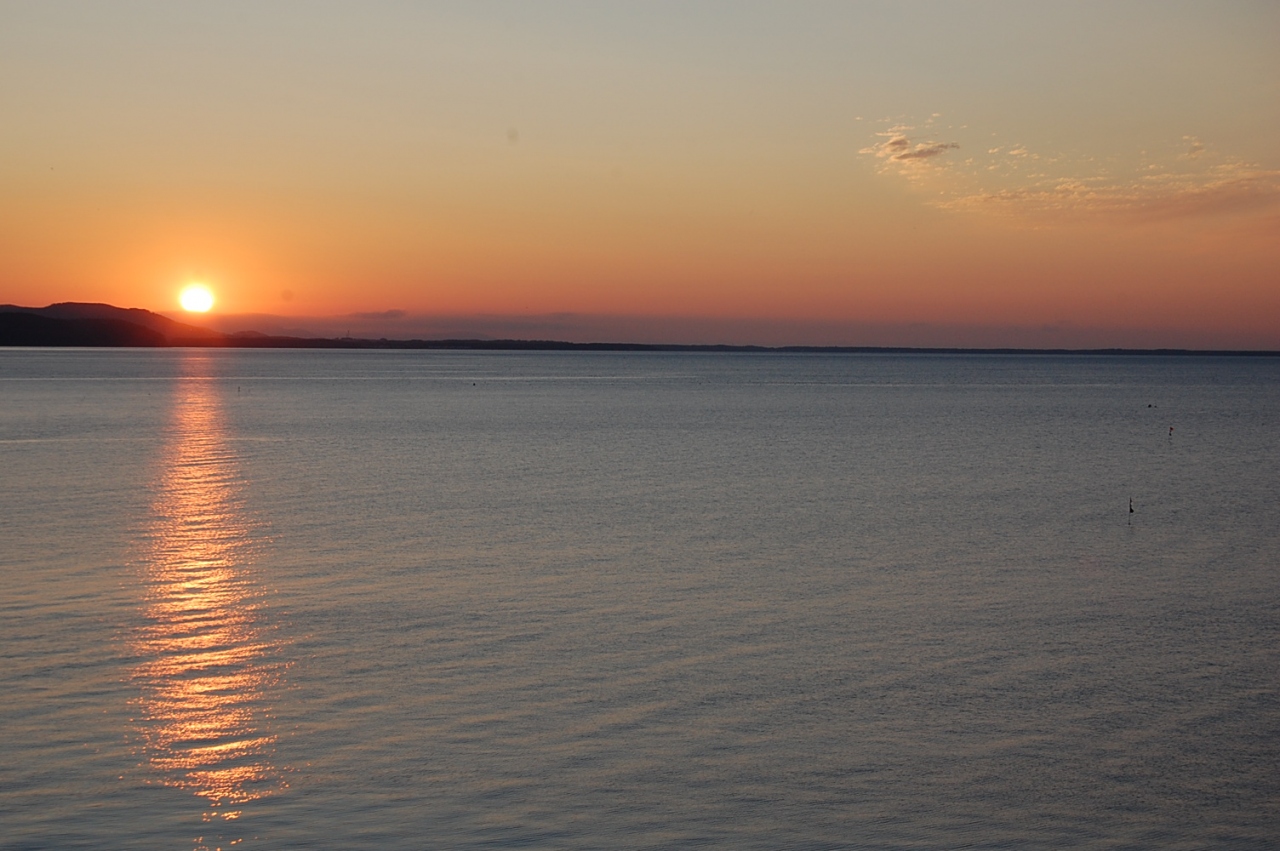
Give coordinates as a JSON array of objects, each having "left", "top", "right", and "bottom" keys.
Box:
[{"left": 179, "top": 284, "right": 215, "bottom": 313}]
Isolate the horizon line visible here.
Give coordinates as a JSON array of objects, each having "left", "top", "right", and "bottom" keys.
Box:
[{"left": 5, "top": 302, "right": 1279, "bottom": 355}]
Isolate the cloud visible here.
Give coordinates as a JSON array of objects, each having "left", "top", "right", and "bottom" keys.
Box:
[
  {"left": 939, "top": 162, "right": 1280, "bottom": 222},
  {"left": 859, "top": 125, "right": 960, "bottom": 174},
  {"left": 863, "top": 118, "right": 1278, "bottom": 227},
  {"left": 895, "top": 141, "right": 961, "bottom": 161}
]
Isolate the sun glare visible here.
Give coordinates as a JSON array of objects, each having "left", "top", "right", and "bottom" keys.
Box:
[{"left": 179, "top": 284, "right": 215, "bottom": 313}]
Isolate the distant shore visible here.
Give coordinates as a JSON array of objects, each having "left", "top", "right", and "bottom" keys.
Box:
[{"left": 2, "top": 304, "right": 1277, "bottom": 356}]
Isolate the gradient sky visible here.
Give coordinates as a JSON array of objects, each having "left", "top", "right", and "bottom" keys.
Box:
[{"left": 2, "top": 1, "right": 1278, "bottom": 346}]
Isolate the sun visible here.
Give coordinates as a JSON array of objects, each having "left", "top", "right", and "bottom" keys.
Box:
[{"left": 179, "top": 284, "right": 215, "bottom": 313}]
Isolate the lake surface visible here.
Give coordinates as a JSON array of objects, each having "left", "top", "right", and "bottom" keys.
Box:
[{"left": 2, "top": 348, "right": 1278, "bottom": 849}]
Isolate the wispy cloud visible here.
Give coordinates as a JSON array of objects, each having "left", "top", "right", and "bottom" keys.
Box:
[
  {"left": 859, "top": 125, "right": 960, "bottom": 176},
  {"left": 897, "top": 141, "right": 961, "bottom": 161},
  {"left": 942, "top": 160, "right": 1280, "bottom": 223},
  {"left": 863, "top": 118, "right": 1280, "bottom": 225}
]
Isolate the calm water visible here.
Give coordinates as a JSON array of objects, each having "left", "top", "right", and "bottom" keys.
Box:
[{"left": 2, "top": 348, "right": 1278, "bottom": 850}]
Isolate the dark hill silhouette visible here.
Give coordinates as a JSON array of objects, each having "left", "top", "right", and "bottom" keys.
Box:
[
  {"left": 2, "top": 302, "right": 1276, "bottom": 355},
  {"left": 0, "top": 311, "right": 167, "bottom": 346},
  {"left": 0, "top": 303, "right": 224, "bottom": 346}
]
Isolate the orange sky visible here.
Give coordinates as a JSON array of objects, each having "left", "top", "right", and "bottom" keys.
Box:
[{"left": 2, "top": 3, "right": 1278, "bottom": 347}]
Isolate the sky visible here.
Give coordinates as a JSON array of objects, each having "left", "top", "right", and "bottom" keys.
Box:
[{"left": 2, "top": 1, "right": 1278, "bottom": 347}]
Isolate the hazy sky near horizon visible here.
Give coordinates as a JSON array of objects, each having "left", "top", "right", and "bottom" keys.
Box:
[{"left": 2, "top": 1, "right": 1278, "bottom": 346}]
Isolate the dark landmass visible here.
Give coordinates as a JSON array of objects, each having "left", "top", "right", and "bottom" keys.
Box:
[
  {"left": 0, "top": 311, "right": 167, "bottom": 347},
  {"left": 1, "top": 302, "right": 223, "bottom": 341},
  {"left": 1, "top": 303, "right": 1276, "bottom": 356}
]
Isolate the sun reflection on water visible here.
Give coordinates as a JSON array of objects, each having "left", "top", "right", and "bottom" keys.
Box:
[{"left": 131, "top": 362, "right": 286, "bottom": 832}]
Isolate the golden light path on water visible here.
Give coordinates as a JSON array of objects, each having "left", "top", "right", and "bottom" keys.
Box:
[{"left": 131, "top": 357, "right": 286, "bottom": 838}]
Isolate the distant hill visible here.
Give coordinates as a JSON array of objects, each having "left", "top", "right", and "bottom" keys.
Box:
[
  {"left": 0, "top": 303, "right": 225, "bottom": 346},
  {"left": 3, "top": 302, "right": 1276, "bottom": 355},
  {"left": 0, "top": 312, "right": 168, "bottom": 346}
]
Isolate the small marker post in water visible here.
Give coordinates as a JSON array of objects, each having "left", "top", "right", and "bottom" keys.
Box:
[{"left": 1129, "top": 498, "right": 1134, "bottom": 525}]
